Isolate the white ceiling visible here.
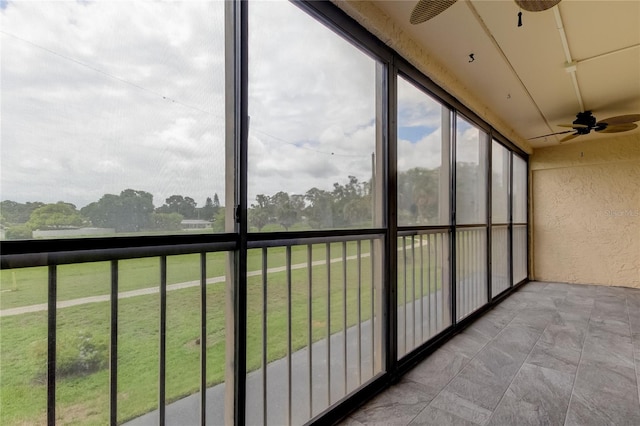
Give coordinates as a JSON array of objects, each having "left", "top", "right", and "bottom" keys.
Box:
[{"left": 371, "top": 0, "right": 640, "bottom": 148}]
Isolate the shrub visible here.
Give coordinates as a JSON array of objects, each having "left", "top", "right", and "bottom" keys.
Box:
[
  {"left": 31, "top": 331, "right": 108, "bottom": 382},
  {"left": 6, "top": 225, "right": 32, "bottom": 240}
]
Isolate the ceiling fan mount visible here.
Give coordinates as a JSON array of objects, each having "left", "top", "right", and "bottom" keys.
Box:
[
  {"left": 530, "top": 111, "right": 640, "bottom": 143},
  {"left": 410, "top": 0, "right": 561, "bottom": 25}
]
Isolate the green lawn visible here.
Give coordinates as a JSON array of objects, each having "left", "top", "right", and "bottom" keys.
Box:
[
  {"left": 0, "top": 242, "right": 380, "bottom": 425},
  {"left": 0, "top": 242, "right": 370, "bottom": 310},
  {"left": 0, "top": 235, "right": 450, "bottom": 425}
]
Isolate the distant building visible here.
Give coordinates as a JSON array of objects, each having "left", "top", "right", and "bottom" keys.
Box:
[
  {"left": 33, "top": 228, "right": 115, "bottom": 238},
  {"left": 180, "top": 219, "right": 212, "bottom": 230}
]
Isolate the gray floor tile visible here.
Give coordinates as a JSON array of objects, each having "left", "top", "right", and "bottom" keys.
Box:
[
  {"left": 405, "top": 347, "right": 470, "bottom": 395},
  {"left": 550, "top": 309, "right": 591, "bottom": 327},
  {"left": 409, "top": 405, "right": 479, "bottom": 426},
  {"left": 339, "top": 416, "right": 366, "bottom": 426},
  {"left": 445, "top": 329, "right": 490, "bottom": 358},
  {"left": 350, "top": 379, "right": 434, "bottom": 426},
  {"left": 468, "top": 315, "right": 509, "bottom": 340},
  {"left": 559, "top": 294, "right": 594, "bottom": 314},
  {"left": 348, "top": 283, "right": 640, "bottom": 426},
  {"left": 488, "top": 396, "right": 557, "bottom": 426},
  {"left": 567, "top": 361, "right": 640, "bottom": 425},
  {"left": 526, "top": 339, "right": 581, "bottom": 375},
  {"left": 539, "top": 323, "right": 586, "bottom": 352},
  {"left": 428, "top": 390, "right": 492, "bottom": 425},
  {"left": 519, "top": 282, "right": 548, "bottom": 292},
  {"left": 573, "top": 361, "right": 638, "bottom": 398},
  {"left": 566, "top": 389, "right": 640, "bottom": 426},
  {"left": 444, "top": 345, "right": 522, "bottom": 411},
  {"left": 489, "top": 363, "right": 573, "bottom": 426},
  {"left": 509, "top": 308, "right": 554, "bottom": 332},
  {"left": 588, "top": 317, "right": 632, "bottom": 339},
  {"left": 581, "top": 335, "right": 635, "bottom": 370},
  {"left": 491, "top": 324, "right": 542, "bottom": 362}
]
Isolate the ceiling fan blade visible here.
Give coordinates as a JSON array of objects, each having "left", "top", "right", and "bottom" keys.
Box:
[
  {"left": 514, "top": 0, "right": 562, "bottom": 12},
  {"left": 597, "top": 114, "right": 640, "bottom": 126},
  {"left": 560, "top": 133, "right": 580, "bottom": 143},
  {"left": 410, "top": 0, "right": 457, "bottom": 24},
  {"left": 528, "top": 130, "right": 574, "bottom": 140},
  {"left": 596, "top": 123, "right": 638, "bottom": 133},
  {"left": 557, "top": 123, "right": 589, "bottom": 129}
]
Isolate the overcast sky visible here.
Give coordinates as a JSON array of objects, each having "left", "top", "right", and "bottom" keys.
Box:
[{"left": 1, "top": 0, "right": 481, "bottom": 210}]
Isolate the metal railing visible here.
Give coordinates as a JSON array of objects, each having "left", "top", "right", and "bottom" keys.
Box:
[
  {"left": 245, "top": 234, "right": 384, "bottom": 425},
  {"left": 396, "top": 229, "right": 451, "bottom": 359},
  {"left": 512, "top": 224, "right": 528, "bottom": 284},
  {"left": 491, "top": 225, "right": 510, "bottom": 297},
  {"left": 1, "top": 219, "right": 531, "bottom": 425},
  {"left": 455, "top": 227, "right": 488, "bottom": 321},
  {"left": 0, "top": 232, "right": 385, "bottom": 426},
  {"left": 0, "top": 239, "right": 236, "bottom": 425}
]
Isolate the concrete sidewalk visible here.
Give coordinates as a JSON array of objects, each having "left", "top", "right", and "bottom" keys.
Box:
[
  {"left": 0, "top": 252, "right": 373, "bottom": 317},
  {"left": 124, "top": 290, "right": 446, "bottom": 426}
]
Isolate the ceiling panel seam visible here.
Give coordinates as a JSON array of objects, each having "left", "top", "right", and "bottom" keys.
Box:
[
  {"left": 576, "top": 43, "right": 640, "bottom": 65},
  {"left": 553, "top": 6, "right": 584, "bottom": 113},
  {"left": 465, "top": 1, "right": 553, "bottom": 135}
]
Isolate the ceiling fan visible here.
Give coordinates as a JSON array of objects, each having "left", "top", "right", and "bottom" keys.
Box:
[
  {"left": 410, "top": 0, "right": 561, "bottom": 25},
  {"left": 529, "top": 111, "right": 640, "bottom": 143}
]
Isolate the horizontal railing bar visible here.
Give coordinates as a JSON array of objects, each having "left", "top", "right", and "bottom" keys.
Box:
[
  {"left": 396, "top": 225, "right": 451, "bottom": 233},
  {"left": 247, "top": 232, "right": 384, "bottom": 249},
  {"left": 1, "top": 233, "right": 238, "bottom": 255},
  {"left": 454, "top": 224, "right": 489, "bottom": 229},
  {"left": 490, "top": 223, "right": 510, "bottom": 227},
  {"left": 1, "top": 241, "right": 237, "bottom": 270},
  {"left": 247, "top": 228, "right": 383, "bottom": 242}
]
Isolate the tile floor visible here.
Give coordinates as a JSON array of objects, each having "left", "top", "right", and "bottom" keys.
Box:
[{"left": 340, "top": 281, "right": 640, "bottom": 425}]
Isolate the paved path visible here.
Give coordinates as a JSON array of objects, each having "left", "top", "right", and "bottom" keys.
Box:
[
  {"left": 123, "top": 289, "right": 446, "bottom": 426},
  {"left": 124, "top": 317, "right": 377, "bottom": 426},
  {"left": 0, "top": 252, "right": 374, "bottom": 317},
  {"left": 1, "top": 238, "right": 431, "bottom": 317}
]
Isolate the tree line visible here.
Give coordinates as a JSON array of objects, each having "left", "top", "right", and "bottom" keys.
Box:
[
  {"left": 1, "top": 165, "right": 493, "bottom": 239},
  {"left": 0, "top": 191, "right": 222, "bottom": 239}
]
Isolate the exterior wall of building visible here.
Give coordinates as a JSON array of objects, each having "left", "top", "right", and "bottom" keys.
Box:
[{"left": 531, "top": 133, "right": 640, "bottom": 287}]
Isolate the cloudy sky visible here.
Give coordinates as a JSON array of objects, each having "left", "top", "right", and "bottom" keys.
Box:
[{"left": 1, "top": 0, "right": 481, "bottom": 210}]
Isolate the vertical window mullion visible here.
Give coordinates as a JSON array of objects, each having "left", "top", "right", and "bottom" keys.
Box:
[
  {"left": 159, "top": 256, "right": 167, "bottom": 425},
  {"left": 261, "top": 248, "right": 268, "bottom": 426},
  {"left": 110, "top": 260, "right": 118, "bottom": 425},
  {"left": 307, "top": 244, "right": 313, "bottom": 419},
  {"left": 342, "top": 242, "right": 348, "bottom": 395},
  {"left": 47, "top": 265, "right": 57, "bottom": 426},
  {"left": 199, "top": 253, "right": 207, "bottom": 426},
  {"left": 226, "top": 0, "right": 247, "bottom": 424},
  {"left": 286, "top": 246, "right": 292, "bottom": 426}
]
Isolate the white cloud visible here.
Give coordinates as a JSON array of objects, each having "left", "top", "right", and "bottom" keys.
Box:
[
  {"left": 1, "top": 0, "right": 387, "bottom": 210},
  {"left": 1, "top": 0, "right": 226, "bottom": 208}
]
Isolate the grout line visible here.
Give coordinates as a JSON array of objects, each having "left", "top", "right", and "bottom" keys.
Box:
[
  {"left": 483, "top": 294, "right": 558, "bottom": 425},
  {"left": 562, "top": 293, "right": 595, "bottom": 426},
  {"left": 405, "top": 301, "right": 526, "bottom": 425}
]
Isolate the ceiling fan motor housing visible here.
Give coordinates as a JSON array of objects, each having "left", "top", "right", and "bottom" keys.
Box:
[{"left": 574, "top": 111, "right": 597, "bottom": 134}]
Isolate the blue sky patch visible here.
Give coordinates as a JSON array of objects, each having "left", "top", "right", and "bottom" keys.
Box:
[{"left": 398, "top": 125, "right": 434, "bottom": 144}]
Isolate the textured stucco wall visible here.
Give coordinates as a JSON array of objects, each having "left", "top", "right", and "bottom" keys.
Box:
[
  {"left": 531, "top": 134, "right": 640, "bottom": 287},
  {"left": 331, "top": 0, "right": 532, "bottom": 154},
  {"left": 330, "top": 0, "right": 638, "bottom": 286}
]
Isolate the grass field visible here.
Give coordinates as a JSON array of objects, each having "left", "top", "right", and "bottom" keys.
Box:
[
  {"left": 0, "top": 235, "right": 452, "bottom": 425},
  {"left": 0, "top": 241, "right": 386, "bottom": 424}
]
